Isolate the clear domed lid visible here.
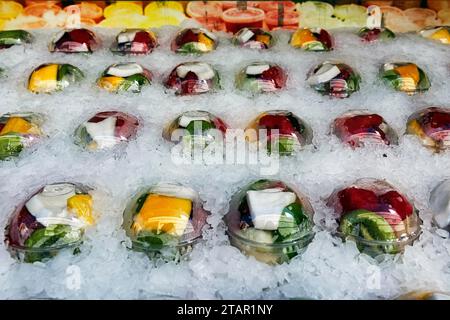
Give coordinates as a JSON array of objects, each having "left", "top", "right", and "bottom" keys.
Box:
[
  {"left": 306, "top": 61, "right": 360, "bottom": 98},
  {"left": 232, "top": 28, "right": 274, "bottom": 49},
  {"left": 49, "top": 28, "right": 99, "bottom": 53},
  {"left": 163, "top": 110, "right": 228, "bottom": 149},
  {"left": 236, "top": 61, "right": 287, "bottom": 94},
  {"left": 290, "top": 28, "right": 334, "bottom": 51},
  {"left": 380, "top": 62, "right": 430, "bottom": 95},
  {"left": 97, "top": 63, "right": 152, "bottom": 93},
  {"left": 245, "top": 110, "right": 313, "bottom": 155},
  {"left": 111, "top": 29, "right": 158, "bottom": 55},
  {"left": 406, "top": 107, "right": 450, "bottom": 151},
  {"left": 164, "top": 62, "right": 220, "bottom": 95},
  {"left": 225, "top": 179, "right": 315, "bottom": 246},
  {"left": 0, "top": 112, "right": 44, "bottom": 160},
  {"left": 74, "top": 111, "right": 140, "bottom": 151},
  {"left": 28, "top": 63, "right": 84, "bottom": 94},
  {"left": 171, "top": 28, "right": 217, "bottom": 54},
  {"left": 123, "top": 183, "right": 209, "bottom": 251},
  {"left": 358, "top": 27, "right": 395, "bottom": 42},
  {"left": 332, "top": 110, "right": 398, "bottom": 147},
  {"left": 327, "top": 178, "right": 421, "bottom": 254},
  {"left": 5, "top": 182, "right": 96, "bottom": 262}
]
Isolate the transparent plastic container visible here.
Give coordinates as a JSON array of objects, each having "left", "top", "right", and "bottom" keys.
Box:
[
  {"left": 245, "top": 110, "right": 313, "bottom": 156},
  {"left": 27, "top": 63, "right": 84, "bottom": 94},
  {"left": 122, "top": 182, "right": 209, "bottom": 260},
  {"left": 164, "top": 62, "right": 221, "bottom": 96},
  {"left": 380, "top": 62, "right": 431, "bottom": 95},
  {"left": 290, "top": 28, "right": 334, "bottom": 51},
  {"left": 49, "top": 28, "right": 99, "bottom": 53},
  {"left": 222, "top": 7, "right": 265, "bottom": 34},
  {"left": 332, "top": 110, "right": 398, "bottom": 147},
  {"left": 406, "top": 107, "right": 450, "bottom": 152},
  {"left": 4, "top": 182, "right": 97, "bottom": 263},
  {"left": 236, "top": 61, "right": 287, "bottom": 94},
  {"left": 0, "top": 112, "right": 44, "bottom": 160},
  {"left": 0, "top": 29, "right": 33, "bottom": 49},
  {"left": 306, "top": 61, "right": 361, "bottom": 98},
  {"left": 225, "top": 179, "right": 315, "bottom": 264},
  {"left": 74, "top": 111, "right": 140, "bottom": 151},
  {"left": 111, "top": 29, "right": 158, "bottom": 55},
  {"left": 97, "top": 63, "right": 152, "bottom": 93},
  {"left": 429, "top": 179, "right": 450, "bottom": 230},
  {"left": 171, "top": 28, "right": 218, "bottom": 54},
  {"left": 162, "top": 110, "right": 228, "bottom": 150},
  {"left": 327, "top": 178, "right": 421, "bottom": 257},
  {"left": 358, "top": 27, "right": 395, "bottom": 42},
  {"left": 232, "top": 27, "right": 274, "bottom": 49},
  {"left": 419, "top": 26, "right": 450, "bottom": 45}
]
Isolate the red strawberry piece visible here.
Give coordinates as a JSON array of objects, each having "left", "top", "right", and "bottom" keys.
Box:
[
  {"left": 165, "top": 70, "right": 180, "bottom": 89},
  {"left": 133, "top": 31, "right": 151, "bottom": 45},
  {"left": 177, "top": 29, "right": 199, "bottom": 46},
  {"left": 337, "top": 187, "right": 379, "bottom": 213},
  {"left": 68, "top": 29, "right": 95, "bottom": 46},
  {"left": 362, "top": 28, "right": 381, "bottom": 42},
  {"left": 6, "top": 206, "right": 44, "bottom": 247},
  {"left": 422, "top": 111, "right": 450, "bottom": 134},
  {"left": 259, "top": 114, "right": 295, "bottom": 135},
  {"left": 317, "top": 29, "right": 333, "bottom": 49},
  {"left": 343, "top": 114, "right": 384, "bottom": 135},
  {"left": 261, "top": 66, "right": 287, "bottom": 89},
  {"left": 184, "top": 71, "right": 199, "bottom": 81},
  {"left": 379, "top": 190, "right": 413, "bottom": 220}
]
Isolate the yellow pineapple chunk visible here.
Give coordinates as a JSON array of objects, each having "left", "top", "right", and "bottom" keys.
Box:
[
  {"left": 133, "top": 194, "right": 192, "bottom": 236},
  {"left": 0, "top": 117, "right": 32, "bottom": 135},
  {"left": 97, "top": 76, "right": 124, "bottom": 92},
  {"left": 430, "top": 28, "right": 450, "bottom": 44},
  {"left": 67, "top": 194, "right": 95, "bottom": 225}
]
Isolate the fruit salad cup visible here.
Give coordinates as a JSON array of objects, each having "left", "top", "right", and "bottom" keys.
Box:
[
  {"left": 245, "top": 110, "right": 313, "bottom": 156},
  {"left": 419, "top": 26, "right": 450, "bottom": 45},
  {"left": 236, "top": 62, "right": 287, "bottom": 94},
  {"left": 0, "top": 30, "right": 33, "bottom": 49},
  {"left": 163, "top": 110, "right": 228, "bottom": 150},
  {"left": 0, "top": 112, "right": 44, "bottom": 160},
  {"left": 380, "top": 62, "right": 430, "bottom": 95},
  {"left": 290, "top": 28, "right": 334, "bottom": 51},
  {"left": 122, "top": 183, "right": 209, "bottom": 260},
  {"left": 406, "top": 107, "right": 450, "bottom": 152},
  {"left": 327, "top": 178, "right": 421, "bottom": 257},
  {"left": 28, "top": 63, "right": 84, "bottom": 94},
  {"left": 171, "top": 28, "right": 217, "bottom": 54},
  {"left": 222, "top": 7, "right": 265, "bottom": 34},
  {"left": 232, "top": 27, "right": 274, "bottom": 50},
  {"left": 225, "top": 179, "right": 315, "bottom": 264},
  {"left": 164, "top": 62, "right": 221, "bottom": 96},
  {"left": 332, "top": 111, "right": 398, "bottom": 147},
  {"left": 49, "top": 28, "right": 99, "bottom": 53},
  {"left": 307, "top": 62, "right": 361, "bottom": 98},
  {"left": 358, "top": 27, "right": 395, "bottom": 42},
  {"left": 111, "top": 29, "right": 158, "bottom": 55},
  {"left": 97, "top": 63, "right": 151, "bottom": 94},
  {"left": 74, "top": 111, "right": 140, "bottom": 151},
  {"left": 5, "top": 182, "right": 97, "bottom": 263},
  {"left": 396, "top": 291, "right": 450, "bottom": 300},
  {"left": 429, "top": 179, "right": 450, "bottom": 231}
]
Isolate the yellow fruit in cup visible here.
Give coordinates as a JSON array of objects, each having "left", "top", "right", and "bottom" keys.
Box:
[
  {"left": 0, "top": 117, "right": 32, "bottom": 135},
  {"left": 28, "top": 64, "right": 58, "bottom": 93}
]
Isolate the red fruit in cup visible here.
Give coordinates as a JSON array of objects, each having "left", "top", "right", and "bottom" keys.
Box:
[
  {"left": 176, "top": 29, "right": 198, "bottom": 46},
  {"left": 318, "top": 29, "right": 333, "bottom": 50},
  {"left": 259, "top": 114, "right": 295, "bottom": 135},
  {"left": 379, "top": 190, "right": 413, "bottom": 220},
  {"left": 261, "top": 66, "right": 286, "bottom": 89},
  {"left": 337, "top": 187, "right": 379, "bottom": 213}
]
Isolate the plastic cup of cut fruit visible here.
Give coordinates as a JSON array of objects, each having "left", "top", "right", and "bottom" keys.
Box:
[
  {"left": 265, "top": 10, "right": 299, "bottom": 30},
  {"left": 222, "top": 7, "right": 265, "bottom": 34},
  {"left": 23, "top": 2, "right": 61, "bottom": 18}
]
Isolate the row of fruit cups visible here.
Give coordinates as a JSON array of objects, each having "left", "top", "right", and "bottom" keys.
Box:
[
  {"left": 4, "top": 176, "right": 450, "bottom": 271},
  {"left": 0, "top": 106, "right": 448, "bottom": 162},
  {"left": 1, "top": 25, "right": 449, "bottom": 55}
]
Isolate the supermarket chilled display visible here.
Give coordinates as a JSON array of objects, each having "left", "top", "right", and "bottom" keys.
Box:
[{"left": 0, "top": 0, "right": 449, "bottom": 301}]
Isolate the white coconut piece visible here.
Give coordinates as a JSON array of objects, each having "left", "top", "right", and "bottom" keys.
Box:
[
  {"left": 85, "top": 116, "right": 118, "bottom": 149},
  {"left": 307, "top": 64, "right": 341, "bottom": 85},
  {"left": 366, "top": 6, "right": 382, "bottom": 29},
  {"left": 107, "top": 63, "right": 143, "bottom": 78},
  {"left": 150, "top": 182, "right": 198, "bottom": 201},
  {"left": 176, "top": 63, "right": 215, "bottom": 80},
  {"left": 118, "top": 30, "right": 138, "bottom": 44},
  {"left": 246, "top": 64, "right": 270, "bottom": 75},
  {"left": 247, "top": 188, "right": 296, "bottom": 230},
  {"left": 237, "top": 28, "right": 255, "bottom": 43}
]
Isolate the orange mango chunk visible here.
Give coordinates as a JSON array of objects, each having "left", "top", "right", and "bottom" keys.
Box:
[
  {"left": 28, "top": 64, "right": 58, "bottom": 93},
  {"left": 198, "top": 32, "right": 214, "bottom": 50},
  {"left": 255, "top": 34, "right": 271, "bottom": 46},
  {"left": 98, "top": 76, "right": 124, "bottom": 92},
  {"left": 0, "top": 117, "right": 32, "bottom": 135},
  {"left": 67, "top": 194, "right": 94, "bottom": 225},
  {"left": 133, "top": 194, "right": 192, "bottom": 236},
  {"left": 291, "top": 29, "right": 316, "bottom": 47},
  {"left": 395, "top": 64, "right": 420, "bottom": 85}
]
